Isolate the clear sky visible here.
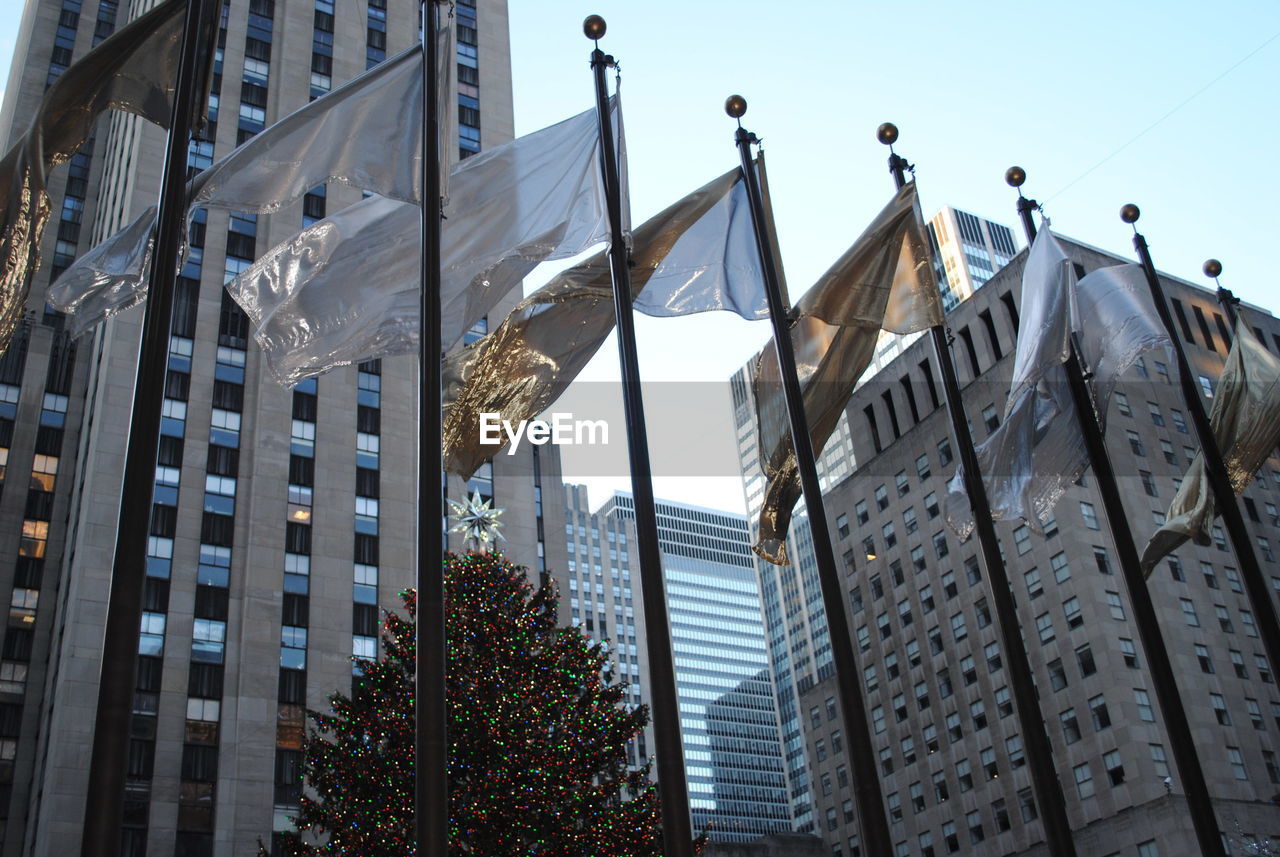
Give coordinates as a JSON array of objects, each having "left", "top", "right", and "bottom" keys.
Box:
[{"left": 2, "top": 1, "right": 1277, "bottom": 517}]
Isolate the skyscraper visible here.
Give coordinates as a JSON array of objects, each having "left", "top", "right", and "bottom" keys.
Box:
[
  {"left": 927, "top": 205, "right": 1020, "bottom": 312},
  {"left": 803, "top": 235, "right": 1280, "bottom": 855},
  {"left": 567, "top": 487, "right": 793, "bottom": 844},
  {"left": 728, "top": 204, "right": 1018, "bottom": 834},
  {"left": 0, "top": 2, "right": 564, "bottom": 855}
]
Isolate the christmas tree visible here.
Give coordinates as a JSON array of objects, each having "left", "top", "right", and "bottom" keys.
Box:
[{"left": 269, "top": 549, "right": 672, "bottom": 856}]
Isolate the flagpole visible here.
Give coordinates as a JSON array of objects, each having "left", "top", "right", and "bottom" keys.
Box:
[
  {"left": 81, "top": 1, "right": 217, "bottom": 854},
  {"left": 418, "top": 2, "right": 448, "bottom": 855},
  {"left": 727, "top": 97, "right": 894, "bottom": 857},
  {"left": 1204, "top": 259, "right": 1237, "bottom": 328},
  {"left": 877, "top": 126, "right": 1079, "bottom": 857},
  {"left": 1006, "top": 173, "right": 1223, "bottom": 857},
  {"left": 584, "top": 17, "right": 693, "bottom": 856},
  {"left": 1122, "top": 205, "right": 1280, "bottom": 685}
]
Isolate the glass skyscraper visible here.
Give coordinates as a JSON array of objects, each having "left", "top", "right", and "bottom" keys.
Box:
[{"left": 595, "top": 492, "right": 792, "bottom": 843}]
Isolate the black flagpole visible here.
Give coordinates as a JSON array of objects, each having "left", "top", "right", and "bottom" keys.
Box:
[
  {"left": 877, "top": 127, "right": 1078, "bottom": 857},
  {"left": 726, "top": 96, "right": 893, "bottom": 857},
  {"left": 1007, "top": 172, "right": 1222, "bottom": 857},
  {"left": 1122, "top": 206, "right": 1280, "bottom": 683},
  {"left": 81, "top": 1, "right": 218, "bottom": 854},
  {"left": 584, "top": 17, "right": 693, "bottom": 856},
  {"left": 418, "top": 1, "right": 447, "bottom": 854},
  {"left": 1204, "top": 260, "right": 1235, "bottom": 325}
]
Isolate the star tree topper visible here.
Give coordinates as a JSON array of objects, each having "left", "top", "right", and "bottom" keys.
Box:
[{"left": 447, "top": 491, "right": 506, "bottom": 551}]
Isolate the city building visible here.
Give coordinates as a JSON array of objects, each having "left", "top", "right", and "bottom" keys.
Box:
[
  {"left": 567, "top": 487, "right": 793, "bottom": 844},
  {"left": 728, "top": 205, "right": 1018, "bottom": 834},
  {"left": 803, "top": 235, "right": 1280, "bottom": 855},
  {"left": 0, "top": 1, "right": 567, "bottom": 855},
  {"left": 927, "top": 206, "right": 1020, "bottom": 313}
]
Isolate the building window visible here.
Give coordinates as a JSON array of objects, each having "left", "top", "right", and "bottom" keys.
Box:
[
  {"left": 1134, "top": 688, "right": 1155, "bottom": 722},
  {"left": 1126, "top": 430, "right": 1145, "bottom": 456},
  {"left": 1228, "top": 746, "right": 1248, "bottom": 780},
  {"left": 1048, "top": 658, "right": 1067, "bottom": 691},
  {"left": 967, "top": 809, "right": 984, "bottom": 844},
  {"left": 1089, "top": 694, "right": 1111, "bottom": 730},
  {"left": 1079, "top": 502, "right": 1099, "bottom": 530},
  {"left": 1063, "top": 597, "right": 1083, "bottom": 630},
  {"left": 1150, "top": 743, "right": 1170, "bottom": 777},
  {"left": 1194, "top": 644, "right": 1214, "bottom": 673},
  {"left": 1060, "top": 708, "right": 1081, "bottom": 744},
  {"left": 1013, "top": 524, "right": 1031, "bottom": 555},
  {"left": 1073, "top": 762, "right": 1094, "bottom": 799},
  {"left": 1210, "top": 693, "right": 1230, "bottom": 725},
  {"left": 1051, "top": 551, "right": 1070, "bottom": 583},
  {"left": 1023, "top": 567, "right": 1043, "bottom": 600},
  {"left": 1120, "top": 638, "right": 1138, "bottom": 668},
  {"left": 1140, "top": 470, "right": 1158, "bottom": 497},
  {"left": 1105, "top": 591, "right": 1125, "bottom": 621},
  {"left": 1035, "top": 612, "right": 1055, "bottom": 644}
]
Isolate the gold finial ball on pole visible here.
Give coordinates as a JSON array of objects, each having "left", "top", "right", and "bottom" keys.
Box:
[
  {"left": 1203, "top": 258, "right": 1223, "bottom": 279},
  {"left": 724, "top": 94, "right": 747, "bottom": 119},
  {"left": 583, "top": 14, "right": 606, "bottom": 40},
  {"left": 1120, "top": 203, "right": 1141, "bottom": 224},
  {"left": 1005, "top": 166, "right": 1027, "bottom": 188},
  {"left": 876, "top": 122, "right": 899, "bottom": 146}
]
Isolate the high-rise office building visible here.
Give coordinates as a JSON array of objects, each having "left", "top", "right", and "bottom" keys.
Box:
[
  {"left": 802, "top": 236, "right": 1280, "bottom": 855},
  {"left": 567, "top": 487, "right": 793, "bottom": 844},
  {"left": 927, "top": 206, "right": 1019, "bottom": 313},
  {"left": 0, "top": 2, "right": 567, "bottom": 855},
  {"left": 728, "top": 205, "right": 1018, "bottom": 834}
]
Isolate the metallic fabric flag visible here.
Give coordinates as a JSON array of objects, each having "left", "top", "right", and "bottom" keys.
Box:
[
  {"left": 229, "top": 98, "right": 619, "bottom": 386},
  {"left": 1141, "top": 314, "right": 1280, "bottom": 573},
  {"left": 50, "top": 9, "right": 455, "bottom": 334},
  {"left": 753, "top": 182, "right": 943, "bottom": 565},
  {"left": 443, "top": 164, "right": 768, "bottom": 478},
  {"left": 48, "top": 204, "right": 156, "bottom": 336},
  {"left": 943, "top": 246, "right": 1169, "bottom": 539},
  {"left": 188, "top": 44, "right": 425, "bottom": 214},
  {"left": 943, "top": 225, "right": 1080, "bottom": 539},
  {"left": 52, "top": 95, "right": 622, "bottom": 386},
  {"left": 0, "top": 0, "right": 189, "bottom": 355}
]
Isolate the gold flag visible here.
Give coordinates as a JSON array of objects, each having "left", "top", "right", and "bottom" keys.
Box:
[
  {"left": 1141, "top": 314, "right": 1280, "bottom": 573},
  {"left": 753, "top": 182, "right": 942, "bottom": 564},
  {"left": 0, "top": 0, "right": 191, "bottom": 354}
]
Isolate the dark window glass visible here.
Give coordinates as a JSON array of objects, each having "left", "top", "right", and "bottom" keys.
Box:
[
  {"left": 206, "top": 444, "right": 238, "bottom": 477},
  {"left": 194, "top": 585, "right": 229, "bottom": 621}
]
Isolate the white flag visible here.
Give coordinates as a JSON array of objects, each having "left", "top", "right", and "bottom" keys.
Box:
[
  {"left": 943, "top": 231, "right": 1169, "bottom": 539},
  {"left": 50, "top": 88, "right": 623, "bottom": 386},
  {"left": 228, "top": 98, "right": 621, "bottom": 385}
]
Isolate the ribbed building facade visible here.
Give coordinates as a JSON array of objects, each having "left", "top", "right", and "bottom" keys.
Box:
[
  {"left": 802, "top": 236, "right": 1280, "bottom": 856},
  {"left": 0, "top": 2, "right": 570, "bottom": 855}
]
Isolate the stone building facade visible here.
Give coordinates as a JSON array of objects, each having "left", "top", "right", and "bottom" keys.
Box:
[{"left": 802, "top": 236, "right": 1280, "bottom": 856}]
